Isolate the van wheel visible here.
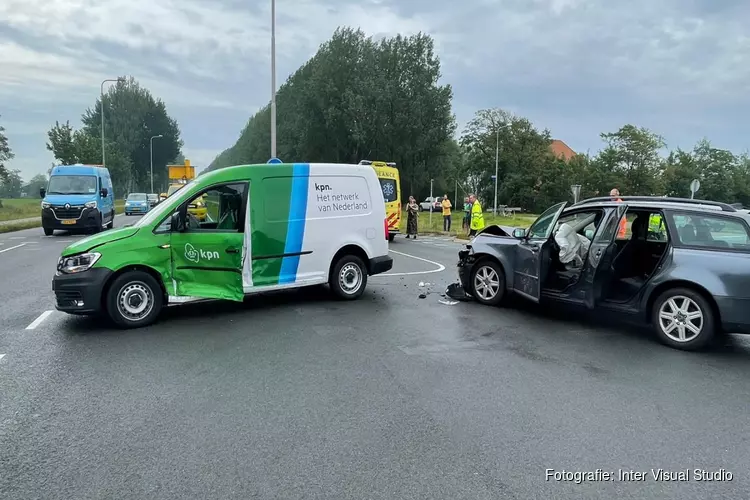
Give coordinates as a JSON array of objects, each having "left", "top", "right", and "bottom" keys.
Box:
[
  {"left": 470, "top": 259, "right": 505, "bottom": 306},
  {"left": 105, "top": 271, "right": 164, "bottom": 328},
  {"left": 330, "top": 255, "right": 368, "bottom": 300},
  {"left": 106, "top": 213, "right": 114, "bottom": 229},
  {"left": 651, "top": 287, "right": 715, "bottom": 351},
  {"left": 43, "top": 227, "right": 54, "bottom": 236}
]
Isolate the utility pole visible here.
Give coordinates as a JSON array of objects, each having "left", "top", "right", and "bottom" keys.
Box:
[
  {"left": 454, "top": 180, "right": 458, "bottom": 211},
  {"left": 150, "top": 135, "right": 163, "bottom": 193},
  {"left": 270, "top": 0, "right": 277, "bottom": 158},
  {"left": 100, "top": 78, "right": 123, "bottom": 168},
  {"left": 494, "top": 127, "right": 499, "bottom": 216},
  {"left": 429, "top": 178, "right": 434, "bottom": 228}
]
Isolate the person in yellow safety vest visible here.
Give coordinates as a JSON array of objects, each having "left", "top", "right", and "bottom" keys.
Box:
[
  {"left": 648, "top": 213, "right": 664, "bottom": 239},
  {"left": 468, "top": 193, "right": 485, "bottom": 237},
  {"left": 610, "top": 188, "right": 627, "bottom": 238}
]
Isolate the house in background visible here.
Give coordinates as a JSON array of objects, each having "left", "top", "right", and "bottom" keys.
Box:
[{"left": 549, "top": 139, "right": 576, "bottom": 161}]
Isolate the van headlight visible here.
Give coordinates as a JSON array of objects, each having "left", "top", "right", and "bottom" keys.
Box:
[
  {"left": 58, "top": 252, "right": 101, "bottom": 274},
  {"left": 41, "top": 201, "right": 51, "bottom": 209},
  {"left": 85, "top": 200, "right": 97, "bottom": 209}
]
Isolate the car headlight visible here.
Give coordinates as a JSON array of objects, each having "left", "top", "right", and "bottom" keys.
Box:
[
  {"left": 85, "top": 200, "right": 97, "bottom": 209},
  {"left": 57, "top": 252, "right": 101, "bottom": 274},
  {"left": 41, "top": 202, "right": 51, "bottom": 209}
]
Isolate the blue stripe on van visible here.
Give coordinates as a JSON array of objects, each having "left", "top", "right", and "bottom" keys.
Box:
[{"left": 279, "top": 163, "right": 310, "bottom": 284}]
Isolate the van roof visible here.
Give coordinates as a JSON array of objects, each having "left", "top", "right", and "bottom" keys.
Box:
[
  {"left": 50, "top": 164, "right": 106, "bottom": 176},
  {"left": 197, "top": 162, "right": 376, "bottom": 185}
]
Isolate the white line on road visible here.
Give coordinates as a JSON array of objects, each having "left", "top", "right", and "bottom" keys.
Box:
[
  {"left": 0, "top": 354, "right": 5, "bottom": 362},
  {"left": 0, "top": 243, "right": 27, "bottom": 254},
  {"left": 26, "top": 310, "right": 54, "bottom": 330},
  {"left": 9, "top": 236, "right": 26, "bottom": 240},
  {"left": 373, "top": 249, "right": 446, "bottom": 277}
]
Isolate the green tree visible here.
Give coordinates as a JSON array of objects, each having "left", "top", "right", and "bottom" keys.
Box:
[
  {"left": 206, "top": 27, "right": 455, "bottom": 199},
  {"left": 47, "top": 120, "right": 133, "bottom": 197},
  {"left": 596, "top": 125, "right": 666, "bottom": 196},
  {"left": 78, "top": 76, "right": 183, "bottom": 191},
  {"left": 0, "top": 115, "right": 13, "bottom": 182},
  {"left": 25, "top": 174, "right": 49, "bottom": 197},
  {"left": 0, "top": 169, "right": 22, "bottom": 198}
]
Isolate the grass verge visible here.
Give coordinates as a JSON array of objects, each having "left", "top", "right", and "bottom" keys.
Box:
[
  {"left": 0, "top": 201, "right": 127, "bottom": 234},
  {"left": 398, "top": 210, "right": 536, "bottom": 239}
]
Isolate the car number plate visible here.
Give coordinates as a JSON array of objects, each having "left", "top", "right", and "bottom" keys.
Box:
[{"left": 61, "top": 220, "right": 76, "bottom": 225}]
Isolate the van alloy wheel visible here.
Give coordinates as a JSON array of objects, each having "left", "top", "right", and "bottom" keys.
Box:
[
  {"left": 339, "top": 263, "right": 363, "bottom": 295},
  {"left": 657, "top": 295, "right": 704, "bottom": 343},
  {"left": 117, "top": 281, "right": 154, "bottom": 321},
  {"left": 473, "top": 265, "right": 500, "bottom": 301}
]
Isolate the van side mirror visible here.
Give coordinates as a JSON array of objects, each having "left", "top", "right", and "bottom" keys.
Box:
[
  {"left": 512, "top": 228, "right": 526, "bottom": 239},
  {"left": 100, "top": 188, "right": 108, "bottom": 198},
  {"left": 39, "top": 188, "right": 46, "bottom": 198},
  {"left": 171, "top": 212, "right": 185, "bottom": 232}
]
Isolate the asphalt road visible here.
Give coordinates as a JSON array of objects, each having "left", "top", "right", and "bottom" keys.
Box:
[{"left": 1, "top": 217, "right": 750, "bottom": 500}]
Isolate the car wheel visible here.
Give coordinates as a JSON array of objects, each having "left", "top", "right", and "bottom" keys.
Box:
[
  {"left": 470, "top": 259, "right": 505, "bottom": 306},
  {"left": 330, "top": 255, "right": 368, "bottom": 300},
  {"left": 105, "top": 271, "right": 164, "bottom": 329},
  {"left": 651, "top": 287, "right": 715, "bottom": 351},
  {"left": 43, "top": 227, "right": 54, "bottom": 236}
]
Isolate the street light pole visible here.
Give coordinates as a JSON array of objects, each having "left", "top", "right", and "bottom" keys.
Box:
[
  {"left": 150, "top": 135, "right": 163, "bottom": 193},
  {"left": 270, "top": 0, "right": 277, "bottom": 158},
  {"left": 429, "top": 178, "right": 434, "bottom": 227},
  {"left": 494, "top": 127, "right": 499, "bottom": 216},
  {"left": 100, "top": 78, "right": 122, "bottom": 168}
]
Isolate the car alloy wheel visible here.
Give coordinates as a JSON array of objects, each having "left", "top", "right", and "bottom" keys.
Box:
[
  {"left": 473, "top": 265, "right": 500, "bottom": 301},
  {"left": 657, "top": 295, "right": 703, "bottom": 343}
]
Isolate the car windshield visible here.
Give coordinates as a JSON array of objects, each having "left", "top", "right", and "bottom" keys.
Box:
[
  {"left": 127, "top": 193, "right": 147, "bottom": 201},
  {"left": 134, "top": 178, "right": 200, "bottom": 228},
  {"left": 47, "top": 175, "right": 97, "bottom": 195},
  {"left": 167, "top": 184, "right": 184, "bottom": 196},
  {"left": 148, "top": 194, "right": 157, "bottom": 200}
]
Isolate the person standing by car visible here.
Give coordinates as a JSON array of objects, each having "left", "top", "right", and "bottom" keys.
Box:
[
  {"left": 406, "top": 196, "right": 419, "bottom": 239},
  {"left": 610, "top": 188, "right": 627, "bottom": 238},
  {"left": 469, "top": 194, "right": 485, "bottom": 237},
  {"left": 441, "top": 194, "right": 452, "bottom": 232},
  {"left": 462, "top": 197, "right": 471, "bottom": 233}
]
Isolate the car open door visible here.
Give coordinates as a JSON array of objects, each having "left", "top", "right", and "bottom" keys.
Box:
[
  {"left": 169, "top": 182, "right": 248, "bottom": 302},
  {"left": 583, "top": 203, "right": 628, "bottom": 308},
  {"left": 512, "top": 202, "right": 567, "bottom": 302}
]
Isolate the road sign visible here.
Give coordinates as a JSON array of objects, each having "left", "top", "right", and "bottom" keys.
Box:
[
  {"left": 690, "top": 179, "right": 700, "bottom": 199},
  {"left": 267, "top": 157, "right": 282, "bottom": 164},
  {"left": 491, "top": 175, "right": 496, "bottom": 180},
  {"left": 571, "top": 184, "right": 582, "bottom": 204}
]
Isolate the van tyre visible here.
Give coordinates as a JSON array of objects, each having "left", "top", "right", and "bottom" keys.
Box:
[
  {"left": 330, "top": 255, "right": 368, "bottom": 300},
  {"left": 470, "top": 259, "right": 505, "bottom": 306},
  {"left": 106, "top": 212, "right": 114, "bottom": 229},
  {"left": 105, "top": 271, "right": 164, "bottom": 329},
  {"left": 43, "top": 227, "right": 54, "bottom": 236},
  {"left": 651, "top": 287, "right": 715, "bottom": 351},
  {"left": 388, "top": 233, "right": 395, "bottom": 242}
]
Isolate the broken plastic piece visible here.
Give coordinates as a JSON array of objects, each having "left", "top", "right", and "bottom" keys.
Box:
[
  {"left": 445, "top": 282, "right": 473, "bottom": 301},
  {"left": 418, "top": 293, "right": 427, "bottom": 299},
  {"left": 439, "top": 299, "right": 459, "bottom": 306}
]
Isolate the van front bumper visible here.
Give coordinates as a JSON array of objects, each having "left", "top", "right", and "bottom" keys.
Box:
[
  {"left": 52, "top": 268, "right": 112, "bottom": 314},
  {"left": 369, "top": 255, "right": 393, "bottom": 276},
  {"left": 42, "top": 207, "right": 102, "bottom": 230}
]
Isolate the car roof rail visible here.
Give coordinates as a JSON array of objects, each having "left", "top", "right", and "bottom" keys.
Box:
[{"left": 574, "top": 196, "right": 737, "bottom": 212}]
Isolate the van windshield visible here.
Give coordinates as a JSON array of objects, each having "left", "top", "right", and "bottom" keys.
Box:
[{"left": 47, "top": 175, "right": 97, "bottom": 195}]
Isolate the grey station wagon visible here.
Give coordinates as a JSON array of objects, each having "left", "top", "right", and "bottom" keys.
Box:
[{"left": 455, "top": 196, "right": 750, "bottom": 351}]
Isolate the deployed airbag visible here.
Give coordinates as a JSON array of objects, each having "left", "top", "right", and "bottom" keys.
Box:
[{"left": 554, "top": 223, "right": 590, "bottom": 267}]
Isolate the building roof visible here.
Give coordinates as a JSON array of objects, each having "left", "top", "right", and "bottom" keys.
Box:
[{"left": 549, "top": 140, "right": 576, "bottom": 160}]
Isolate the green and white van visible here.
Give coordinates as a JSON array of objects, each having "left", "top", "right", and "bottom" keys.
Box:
[{"left": 52, "top": 163, "right": 394, "bottom": 328}]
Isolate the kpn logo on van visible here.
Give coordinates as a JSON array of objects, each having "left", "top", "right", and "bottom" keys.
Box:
[{"left": 184, "top": 243, "right": 220, "bottom": 263}]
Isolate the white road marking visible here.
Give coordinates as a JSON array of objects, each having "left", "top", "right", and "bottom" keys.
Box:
[
  {"left": 9, "top": 236, "right": 26, "bottom": 240},
  {"left": 0, "top": 354, "right": 5, "bottom": 362},
  {"left": 26, "top": 310, "right": 54, "bottom": 330},
  {"left": 373, "top": 249, "right": 446, "bottom": 277},
  {"left": 0, "top": 243, "right": 27, "bottom": 254}
]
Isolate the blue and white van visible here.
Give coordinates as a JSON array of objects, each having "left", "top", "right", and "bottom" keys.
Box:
[{"left": 40, "top": 164, "right": 115, "bottom": 236}]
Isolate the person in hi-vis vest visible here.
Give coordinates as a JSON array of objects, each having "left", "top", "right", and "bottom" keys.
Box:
[
  {"left": 468, "top": 193, "right": 485, "bottom": 237},
  {"left": 610, "top": 188, "right": 627, "bottom": 238}
]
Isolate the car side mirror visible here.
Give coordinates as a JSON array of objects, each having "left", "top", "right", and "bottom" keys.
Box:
[
  {"left": 39, "top": 188, "right": 46, "bottom": 198},
  {"left": 513, "top": 228, "right": 526, "bottom": 239},
  {"left": 100, "top": 188, "right": 108, "bottom": 198}
]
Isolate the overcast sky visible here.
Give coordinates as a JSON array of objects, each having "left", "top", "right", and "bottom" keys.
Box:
[{"left": 1, "top": 0, "right": 748, "bottom": 181}]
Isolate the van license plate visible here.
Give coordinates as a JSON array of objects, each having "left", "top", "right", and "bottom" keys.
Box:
[{"left": 61, "top": 220, "right": 76, "bottom": 225}]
